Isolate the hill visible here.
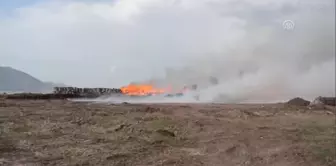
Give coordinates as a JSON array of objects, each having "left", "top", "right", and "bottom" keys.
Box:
[{"left": 0, "top": 66, "right": 58, "bottom": 93}]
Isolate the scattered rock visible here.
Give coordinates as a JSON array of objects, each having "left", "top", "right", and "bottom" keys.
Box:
[
  {"left": 151, "top": 140, "right": 165, "bottom": 145},
  {"left": 181, "top": 148, "right": 203, "bottom": 156},
  {"left": 156, "top": 129, "right": 176, "bottom": 137},
  {"left": 287, "top": 97, "right": 310, "bottom": 106},
  {"left": 145, "top": 106, "right": 160, "bottom": 113},
  {"left": 225, "top": 145, "right": 238, "bottom": 154},
  {"left": 106, "top": 153, "right": 130, "bottom": 160},
  {"left": 114, "top": 124, "right": 127, "bottom": 132},
  {"left": 326, "top": 111, "right": 334, "bottom": 115}
]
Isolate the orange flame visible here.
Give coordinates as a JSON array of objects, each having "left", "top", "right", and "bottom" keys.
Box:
[{"left": 120, "top": 84, "right": 168, "bottom": 96}]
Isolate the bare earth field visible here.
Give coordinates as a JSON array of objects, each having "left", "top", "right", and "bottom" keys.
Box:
[{"left": 0, "top": 99, "right": 335, "bottom": 166}]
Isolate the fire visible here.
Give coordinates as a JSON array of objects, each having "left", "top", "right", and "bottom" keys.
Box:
[
  {"left": 119, "top": 83, "right": 195, "bottom": 96},
  {"left": 120, "top": 84, "right": 167, "bottom": 96}
]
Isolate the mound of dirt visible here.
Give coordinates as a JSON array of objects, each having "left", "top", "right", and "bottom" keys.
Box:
[{"left": 287, "top": 97, "right": 310, "bottom": 106}]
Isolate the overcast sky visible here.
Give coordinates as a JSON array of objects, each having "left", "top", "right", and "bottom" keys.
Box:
[{"left": 0, "top": 0, "right": 335, "bottom": 101}]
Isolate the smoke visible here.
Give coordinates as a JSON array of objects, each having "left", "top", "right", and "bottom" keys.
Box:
[
  {"left": 148, "top": 0, "right": 335, "bottom": 103},
  {"left": 1, "top": 0, "right": 334, "bottom": 103}
]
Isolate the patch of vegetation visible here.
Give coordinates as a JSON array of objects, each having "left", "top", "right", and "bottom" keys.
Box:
[{"left": 300, "top": 120, "right": 336, "bottom": 166}]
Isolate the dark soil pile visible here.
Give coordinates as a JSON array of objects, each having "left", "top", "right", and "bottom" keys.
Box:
[{"left": 287, "top": 97, "right": 310, "bottom": 106}]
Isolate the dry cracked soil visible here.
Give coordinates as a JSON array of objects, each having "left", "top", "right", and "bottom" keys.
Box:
[{"left": 0, "top": 99, "right": 335, "bottom": 166}]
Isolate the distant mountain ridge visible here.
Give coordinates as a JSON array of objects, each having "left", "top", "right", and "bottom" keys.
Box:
[{"left": 0, "top": 66, "right": 63, "bottom": 93}]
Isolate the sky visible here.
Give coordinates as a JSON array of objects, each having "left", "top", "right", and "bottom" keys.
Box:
[
  {"left": 0, "top": 0, "right": 42, "bottom": 10},
  {"left": 0, "top": 0, "right": 335, "bottom": 102}
]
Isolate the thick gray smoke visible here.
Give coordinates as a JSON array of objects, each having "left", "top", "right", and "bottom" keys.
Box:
[{"left": 146, "top": 0, "right": 335, "bottom": 103}]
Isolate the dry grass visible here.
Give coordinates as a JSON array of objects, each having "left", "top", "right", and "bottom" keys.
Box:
[
  {"left": 299, "top": 118, "right": 336, "bottom": 166},
  {"left": 0, "top": 100, "right": 335, "bottom": 166}
]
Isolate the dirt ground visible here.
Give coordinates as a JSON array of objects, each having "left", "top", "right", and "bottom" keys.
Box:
[{"left": 0, "top": 99, "right": 335, "bottom": 166}]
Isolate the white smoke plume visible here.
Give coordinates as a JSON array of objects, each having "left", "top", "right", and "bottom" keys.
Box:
[
  {"left": 146, "top": 0, "right": 336, "bottom": 103},
  {"left": 1, "top": 0, "right": 334, "bottom": 103}
]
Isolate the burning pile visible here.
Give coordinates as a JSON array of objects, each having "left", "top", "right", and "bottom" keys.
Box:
[
  {"left": 52, "top": 83, "right": 194, "bottom": 98},
  {"left": 120, "top": 84, "right": 167, "bottom": 96},
  {"left": 52, "top": 75, "right": 215, "bottom": 98},
  {"left": 119, "top": 84, "right": 192, "bottom": 97}
]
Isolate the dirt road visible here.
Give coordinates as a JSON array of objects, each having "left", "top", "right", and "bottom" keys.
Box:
[{"left": 0, "top": 100, "right": 335, "bottom": 166}]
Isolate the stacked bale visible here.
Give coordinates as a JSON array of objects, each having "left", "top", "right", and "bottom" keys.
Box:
[
  {"left": 53, "top": 87, "right": 122, "bottom": 97},
  {"left": 3, "top": 87, "right": 122, "bottom": 100},
  {"left": 309, "top": 96, "right": 336, "bottom": 108},
  {"left": 316, "top": 96, "right": 336, "bottom": 106},
  {"left": 5, "top": 93, "right": 80, "bottom": 100}
]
